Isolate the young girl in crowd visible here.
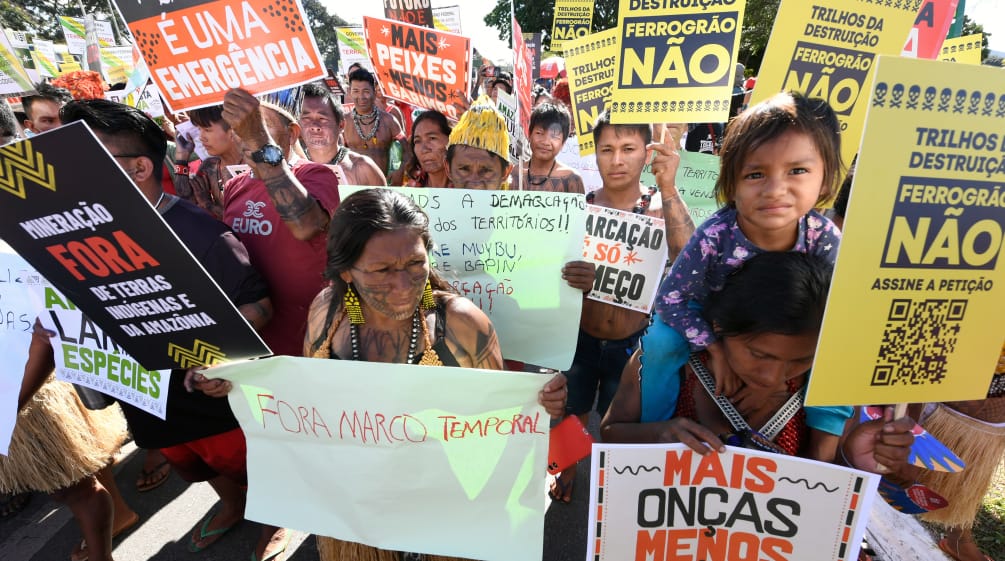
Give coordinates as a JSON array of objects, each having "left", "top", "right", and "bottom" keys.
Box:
[{"left": 641, "top": 91, "right": 851, "bottom": 443}]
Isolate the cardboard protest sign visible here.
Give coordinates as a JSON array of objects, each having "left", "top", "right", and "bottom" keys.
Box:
[
  {"left": 588, "top": 444, "right": 880, "bottom": 561},
  {"left": 901, "top": 0, "right": 958, "bottom": 59},
  {"left": 432, "top": 5, "right": 462, "bottom": 35},
  {"left": 565, "top": 28, "right": 619, "bottom": 156},
  {"left": 30, "top": 39, "right": 58, "bottom": 78},
  {"left": 58, "top": 16, "right": 115, "bottom": 55},
  {"left": 609, "top": 0, "right": 747, "bottom": 125},
  {"left": 363, "top": 16, "right": 471, "bottom": 121},
  {"left": 210, "top": 355, "right": 548, "bottom": 561},
  {"left": 583, "top": 205, "right": 667, "bottom": 313},
  {"left": 111, "top": 0, "right": 325, "bottom": 113},
  {"left": 751, "top": 0, "right": 918, "bottom": 167},
  {"left": 0, "top": 123, "right": 270, "bottom": 370},
  {"left": 807, "top": 56, "right": 1005, "bottom": 406},
  {"left": 0, "top": 242, "right": 44, "bottom": 455},
  {"left": 341, "top": 186, "right": 587, "bottom": 371},
  {"left": 335, "top": 25, "right": 369, "bottom": 75},
  {"left": 551, "top": 0, "right": 594, "bottom": 52},
  {"left": 0, "top": 31, "right": 34, "bottom": 96},
  {"left": 939, "top": 34, "right": 983, "bottom": 65},
  {"left": 40, "top": 286, "right": 170, "bottom": 419},
  {"left": 384, "top": 0, "right": 433, "bottom": 28}
]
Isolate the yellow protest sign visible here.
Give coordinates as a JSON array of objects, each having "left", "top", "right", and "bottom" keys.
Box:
[
  {"left": 609, "top": 0, "right": 747, "bottom": 125},
  {"left": 565, "top": 28, "right": 618, "bottom": 156},
  {"left": 551, "top": 0, "right": 593, "bottom": 52},
  {"left": 806, "top": 56, "right": 1005, "bottom": 407},
  {"left": 939, "top": 33, "right": 983, "bottom": 65},
  {"left": 751, "top": 0, "right": 919, "bottom": 166}
]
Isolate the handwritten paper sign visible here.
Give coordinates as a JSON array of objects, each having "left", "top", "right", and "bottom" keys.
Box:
[
  {"left": 335, "top": 25, "right": 369, "bottom": 75},
  {"left": 111, "top": 0, "right": 325, "bottom": 112},
  {"left": 588, "top": 444, "right": 879, "bottom": 561},
  {"left": 363, "top": 16, "right": 471, "bottom": 121},
  {"left": 673, "top": 151, "right": 721, "bottom": 225},
  {"left": 0, "top": 123, "right": 270, "bottom": 370},
  {"left": 565, "top": 28, "right": 619, "bottom": 156},
  {"left": 583, "top": 205, "right": 667, "bottom": 313},
  {"left": 40, "top": 286, "right": 170, "bottom": 419},
  {"left": 939, "top": 34, "right": 983, "bottom": 65},
  {"left": 751, "top": 0, "right": 919, "bottom": 167},
  {"left": 610, "top": 0, "right": 747, "bottom": 124},
  {"left": 551, "top": 0, "right": 594, "bottom": 52},
  {"left": 901, "top": 0, "right": 958, "bottom": 59},
  {"left": 807, "top": 56, "right": 1005, "bottom": 407},
  {"left": 384, "top": 0, "right": 433, "bottom": 28},
  {"left": 210, "top": 355, "right": 548, "bottom": 561},
  {"left": 341, "top": 186, "right": 587, "bottom": 370},
  {"left": 0, "top": 242, "right": 44, "bottom": 455}
]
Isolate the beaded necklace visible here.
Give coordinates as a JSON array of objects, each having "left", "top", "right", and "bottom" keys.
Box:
[
  {"left": 352, "top": 108, "right": 380, "bottom": 146},
  {"left": 348, "top": 308, "right": 441, "bottom": 365},
  {"left": 585, "top": 186, "right": 658, "bottom": 214},
  {"left": 329, "top": 146, "right": 349, "bottom": 166}
]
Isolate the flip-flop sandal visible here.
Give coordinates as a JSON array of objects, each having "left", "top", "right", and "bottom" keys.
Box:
[
  {"left": 938, "top": 537, "right": 993, "bottom": 561},
  {"left": 70, "top": 511, "right": 140, "bottom": 561},
  {"left": 251, "top": 528, "right": 291, "bottom": 561},
  {"left": 189, "top": 511, "right": 239, "bottom": 553},
  {"left": 135, "top": 460, "right": 171, "bottom": 492},
  {"left": 0, "top": 492, "right": 30, "bottom": 518}
]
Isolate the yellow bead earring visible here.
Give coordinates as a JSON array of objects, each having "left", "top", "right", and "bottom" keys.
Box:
[{"left": 344, "top": 283, "right": 365, "bottom": 324}]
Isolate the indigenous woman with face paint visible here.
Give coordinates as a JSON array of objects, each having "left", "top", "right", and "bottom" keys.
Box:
[
  {"left": 303, "top": 188, "right": 568, "bottom": 561},
  {"left": 404, "top": 110, "right": 452, "bottom": 188}
]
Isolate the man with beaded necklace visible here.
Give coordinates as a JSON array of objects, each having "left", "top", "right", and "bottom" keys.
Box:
[{"left": 343, "top": 68, "right": 410, "bottom": 186}]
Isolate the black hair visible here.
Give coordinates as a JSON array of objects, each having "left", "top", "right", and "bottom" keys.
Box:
[
  {"left": 22, "top": 83, "right": 72, "bottom": 120},
  {"left": 60, "top": 99, "right": 167, "bottom": 178},
  {"left": 445, "top": 144, "right": 509, "bottom": 174},
  {"left": 301, "top": 80, "right": 344, "bottom": 125},
  {"left": 188, "top": 105, "right": 228, "bottom": 130},
  {"left": 529, "top": 102, "right": 571, "bottom": 139},
  {"left": 492, "top": 71, "right": 513, "bottom": 94},
  {"left": 706, "top": 252, "right": 832, "bottom": 338},
  {"left": 348, "top": 68, "right": 376, "bottom": 89},
  {"left": 0, "top": 101, "right": 18, "bottom": 142},
  {"left": 406, "top": 110, "right": 451, "bottom": 179},
  {"left": 592, "top": 109, "right": 652, "bottom": 146}
]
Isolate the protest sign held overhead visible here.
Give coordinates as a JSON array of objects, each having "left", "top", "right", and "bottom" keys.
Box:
[
  {"left": 583, "top": 205, "right": 667, "bottom": 313},
  {"left": 363, "top": 16, "right": 471, "bottom": 120},
  {"left": 384, "top": 0, "right": 434, "bottom": 28},
  {"left": 751, "top": 0, "right": 919, "bottom": 166},
  {"left": 513, "top": 17, "right": 533, "bottom": 137},
  {"left": 111, "top": 0, "right": 325, "bottom": 112},
  {"left": 0, "top": 30, "right": 34, "bottom": 96},
  {"left": 40, "top": 285, "right": 171, "bottom": 419},
  {"left": 551, "top": 0, "right": 594, "bottom": 53},
  {"left": 209, "top": 356, "right": 548, "bottom": 561},
  {"left": 335, "top": 25, "right": 369, "bottom": 75},
  {"left": 807, "top": 56, "right": 1005, "bottom": 407},
  {"left": 901, "top": 0, "right": 958, "bottom": 59},
  {"left": 587, "top": 444, "right": 880, "bottom": 561},
  {"left": 58, "top": 16, "right": 115, "bottom": 56},
  {"left": 939, "top": 34, "right": 983, "bottom": 65},
  {"left": 565, "top": 28, "right": 619, "bottom": 156},
  {"left": 609, "top": 0, "right": 747, "bottom": 125},
  {"left": 432, "top": 5, "right": 462, "bottom": 35},
  {"left": 341, "top": 186, "right": 587, "bottom": 371},
  {"left": 0, "top": 123, "right": 271, "bottom": 370}
]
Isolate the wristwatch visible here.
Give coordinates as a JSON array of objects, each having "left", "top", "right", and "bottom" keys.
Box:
[{"left": 250, "top": 144, "right": 284, "bottom": 166}]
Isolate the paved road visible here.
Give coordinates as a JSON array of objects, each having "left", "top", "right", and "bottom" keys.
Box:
[{"left": 0, "top": 415, "right": 601, "bottom": 561}]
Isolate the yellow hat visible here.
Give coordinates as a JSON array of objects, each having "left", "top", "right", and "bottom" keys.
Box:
[{"left": 448, "top": 95, "right": 509, "bottom": 162}]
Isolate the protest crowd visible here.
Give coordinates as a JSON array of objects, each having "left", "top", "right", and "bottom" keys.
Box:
[{"left": 0, "top": 2, "right": 1004, "bottom": 561}]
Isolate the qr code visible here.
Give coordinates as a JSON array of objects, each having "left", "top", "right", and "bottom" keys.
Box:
[{"left": 871, "top": 299, "right": 966, "bottom": 386}]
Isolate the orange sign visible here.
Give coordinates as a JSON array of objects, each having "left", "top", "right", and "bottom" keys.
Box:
[
  {"left": 112, "top": 0, "right": 325, "bottom": 112},
  {"left": 902, "top": 0, "right": 959, "bottom": 59},
  {"left": 363, "top": 16, "right": 471, "bottom": 120}
]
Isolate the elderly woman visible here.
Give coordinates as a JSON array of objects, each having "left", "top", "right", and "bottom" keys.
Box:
[
  {"left": 601, "top": 252, "right": 913, "bottom": 473},
  {"left": 303, "top": 188, "right": 567, "bottom": 560}
]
